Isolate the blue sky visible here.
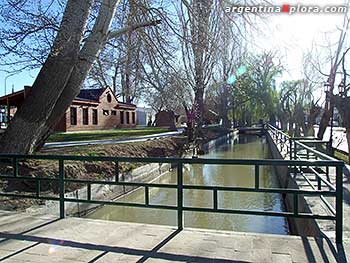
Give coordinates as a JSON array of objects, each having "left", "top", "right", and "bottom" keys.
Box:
[
  {"left": 0, "top": 69, "right": 39, "bottom": 96},
  {"left": 0, "top": 0, "right": 349, "bottom": 101}
]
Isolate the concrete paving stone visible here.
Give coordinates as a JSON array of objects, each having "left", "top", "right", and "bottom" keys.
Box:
[
  {"left": 24, "top": 243, "right": 101, "bottom": 262},
  {"left": 271, "top": 253, "right": 293, "bottom": 263},
  {"left": 144, "top": 258, "right": 184, "bottom": 263},
  {"left": 232, "top": 237, "right": 253, "bottom": 252},
  {"left": 252, "top": 237, "right": 271, "bottom": 250},
  {"left": 93, "top": 252, "right": 143, "bottom": 263},
  {"left": 0, "top": 211, "right": 347, "bottom": 262},
  {"left": 3, "top": 251, "right": 84, "bottom": 263},
  {"left": 269, "top": 239, "right": 290, "bottom": 254},
  {"left": 214, "top": 247, "right": 235, "bottom": 260},
  {"left": 250, "top": 248, "right": 273, "bottom": 263},
  {"left": 0, "top": 239, "right": 36, "bottom": 252},
  {"left": 231, "top": 251, "right": 253, "bottom": 261}
]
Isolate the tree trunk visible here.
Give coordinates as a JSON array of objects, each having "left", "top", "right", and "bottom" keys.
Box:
[
  {"left": 0, "top": 0, "right": 94, "bottom": 154},
  {"left": 34, "top": 0, "right": 120, "bottom": 150},
  {"left": 317, "top": 107, "right": 332, "bottom": 140},
  {"left": 194, "top": 88, "right": 204, "bottom": 138}
]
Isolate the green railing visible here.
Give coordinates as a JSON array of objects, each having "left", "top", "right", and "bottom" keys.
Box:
[
  {"left": 0, "top": 150, "right": 344, "bottom": 244},
  {"left": 267, "top": 124, "right": 344, "bottom": 244}
]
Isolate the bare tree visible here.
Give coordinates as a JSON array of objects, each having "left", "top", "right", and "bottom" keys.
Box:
[
  {"left": 314, "top": 8, "right": 350, "bottom": 139},
  {"left": 176, "top": 0, "right": 220, "bottom": 139},
  {"left": 0, "top": 0, "right": 161, "bottom": 153},
  {"left": 332, "top": 48, "right": 350, "bottom": 162}
]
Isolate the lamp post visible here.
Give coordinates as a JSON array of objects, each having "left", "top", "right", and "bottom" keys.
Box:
[
  {"left": 324, "top": 80, "right": 334, "bottom": 155},
  {"left": 338, "top": 79, "right": 345, "bottom": 98}
]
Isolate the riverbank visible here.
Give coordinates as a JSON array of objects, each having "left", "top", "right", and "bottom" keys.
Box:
[{"left": 0, "top": 127, "right": 231, "bottom": 212}]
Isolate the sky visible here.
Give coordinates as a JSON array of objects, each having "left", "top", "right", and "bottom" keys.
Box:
[{"left": 0, "top": 0, "right": 349, "bottom": 99}]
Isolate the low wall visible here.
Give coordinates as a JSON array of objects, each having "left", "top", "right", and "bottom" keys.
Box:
[
  {"left": 266, "top": 133, "right": 322, "bottom": 237},
  {"left": 202, "top": 130, "right": 238, "bottom": 153},
  {"left": 26, "top": 162, "right": 172, "bottom": 216}
]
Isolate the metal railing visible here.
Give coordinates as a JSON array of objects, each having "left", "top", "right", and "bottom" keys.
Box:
[
  {"left": 267, "top": 124, "right": 344, "bottom": 243},
  {"left": 0, "top": 150, "right": 344, "bottom": 244}
]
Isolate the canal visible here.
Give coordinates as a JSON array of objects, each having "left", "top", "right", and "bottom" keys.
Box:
[{"left": 87, "top": 135, "right": 289, "bottom": 235}]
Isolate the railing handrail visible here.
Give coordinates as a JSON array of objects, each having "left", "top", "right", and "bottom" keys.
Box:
[
  {"left": 0, "top": 153, "right": 343, "bottom": 166},
  {"left": 266, "top": 123, "right": 340, "bottom": 162},
  {"left": 0, "top": 128, "right": 345, "bottom": 244},
  {"left": 266, "top": 122, "right": 344, "bottom": 244}
]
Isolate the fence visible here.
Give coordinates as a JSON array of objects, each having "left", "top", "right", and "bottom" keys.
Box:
[
  {"left": 267, "top": 124, "right": 344, "bottom": 243},
  {"left": 0, "top": 149, "right": 344, "bottom": 243}
]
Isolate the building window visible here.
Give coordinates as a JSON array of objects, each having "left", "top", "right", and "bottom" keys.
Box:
[
  {"left": 132, "top": 112, "right": 136, "bottom": 124},
  {"left": 126, "top": 111, "right": 130, "bottom": 124},
  {"left": 107, "top": 93, "right": 112, "bottom": 103},
  {"left": 120, "top": 111, "right": 124, "bottom": 124},
  {"left": 92, "top": 109, "right": 98, "bottom": 125},
  {"left": 70, "top": 107, "right": 77, "bottom": 125},
  {"left": 111, "top": 110, "right": 117, "bottom": 116},
  {"left": 103, "top": 110, "right": 109, "bottom": 116},
  {"left": 82, "top": 108, "right": 89, "bottom": 125}
]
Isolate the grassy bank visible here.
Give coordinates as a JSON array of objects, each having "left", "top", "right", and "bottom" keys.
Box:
[{"left": 47, "top": 127, "right": 169, "bottom": 143}]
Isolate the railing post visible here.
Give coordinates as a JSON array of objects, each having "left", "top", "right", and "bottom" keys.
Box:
[
  {"left": 289, "top": 138, "right": 292, "bottom": 160},
  {"left": 177, "top": 162, "right": 183, "bottom": 230},
  {"left": 293, "top": 193, "right": 298, "bottom": 216},
  {"left": 59, "top": 159, "right": 65, "bottom": 219},
  {"left": 13, "top": 157, "right": 18, "bottom": 177},
  {"left": 335, "top": 164, "right": 343, "bottom": 244},
  {"left": 255, "top": 165, "right": 259, "bottom": 190},
  {"left": 115, "top": 161, "right": 119, "bottom": 183}
]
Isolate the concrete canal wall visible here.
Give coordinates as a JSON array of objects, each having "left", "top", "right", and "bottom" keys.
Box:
[
  {"left": 27, "top": 162, "right": 173, "bottom": 216},
  {"left": 201, "top": 129, "right": 238, "bottom": 154},
  {"left": 266, "top": 133, "right": 322, "bottom": 237},
  {"left": 29, "top": 131, "right": 237, "bottom": 217}
]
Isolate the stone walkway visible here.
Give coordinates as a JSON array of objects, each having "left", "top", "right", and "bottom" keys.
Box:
[{"left": 0, "top": 211, "right": 348, "bottom": 263}]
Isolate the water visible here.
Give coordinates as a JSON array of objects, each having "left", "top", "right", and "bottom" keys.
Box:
[{"left": 87, "top": 135, "right": 289, "bottom": 235}]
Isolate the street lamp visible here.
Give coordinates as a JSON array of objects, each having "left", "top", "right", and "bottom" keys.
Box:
[
  {"left": 4, "top": 71, "right": 19, "bottom": 96},
  {"left": 338, "top": 79, "right": 345, "bottom": 97},
  {"left": 323, "top": 79, "right": 334, "bottom": 155}
]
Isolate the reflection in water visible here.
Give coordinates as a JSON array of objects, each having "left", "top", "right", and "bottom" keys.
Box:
[{"left": 87, "top": 135, "right": 289, "bottom": 235}]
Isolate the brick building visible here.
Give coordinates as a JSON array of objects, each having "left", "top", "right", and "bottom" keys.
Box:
[{"left": 0, "top": 86, "right": 137, "bottom": 132}]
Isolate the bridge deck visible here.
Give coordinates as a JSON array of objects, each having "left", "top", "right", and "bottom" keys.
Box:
[{"left": 0, "top": 211, "right": 347, "bottom": 263}]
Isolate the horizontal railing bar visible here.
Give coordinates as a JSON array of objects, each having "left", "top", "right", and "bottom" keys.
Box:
[
  {"left": 65, "top": 179, "right": 179, "bottom": 189},
  {"left": 0, "top": 192, "right": 59, "bottom": 201},
  {"left": 290, "top": 137, "right": 320, "bottom": 141},
  {"left": 0, "top": 154, "right": 343, "bottom": 166},
  {"left": 295, "top": 141, "right": 339, "bottom": 162},
  {"left": 297, "top": 140, "right": 328, "bottom": 144},
  {"left": 0, "top": 175, "right": 57, "bottom": 181},
  {"left": 64, "top": 198, "right": 178, "bottom": 210},
  {"left": 0, "top": 192, "right": 335, "bottom": 221},
  {"left": 64, "top": 198, "right": 335, "bottom": 220},
  {"left": 182, "top": 206, "right": 335, "bottom": 220},
  {"left": 0, "top": 176, "right": 336, "bottom": 196},
  {"left": 182, "top": 185, "right": 336, "bottom": 196}
]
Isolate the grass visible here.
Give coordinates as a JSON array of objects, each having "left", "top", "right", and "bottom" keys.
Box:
[
  {"left": 47, "top": 127, "right": 170, "bottom": 143},
  {"left": 334, "top": 149, "right": 349, "bottom": 164},
  {"left": 321, "top": 145, "right": 349, "bottom": 164}
]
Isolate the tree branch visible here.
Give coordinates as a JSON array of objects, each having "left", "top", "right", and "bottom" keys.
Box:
[{"left": 107, "top": 19, "right": 161, "bottom": 40}]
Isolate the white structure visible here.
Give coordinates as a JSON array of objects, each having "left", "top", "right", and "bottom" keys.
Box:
[{"left": 136, "top": 107, "right": 155, "bottom": 126}]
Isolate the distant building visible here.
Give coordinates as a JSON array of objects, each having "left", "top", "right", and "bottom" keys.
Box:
[
  {"left": 136, "top": 107, "right": 155, "bottom": 126},
  {"left": 0, "top": 86, "right": 137, "bottom": 132}
]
